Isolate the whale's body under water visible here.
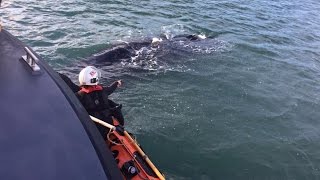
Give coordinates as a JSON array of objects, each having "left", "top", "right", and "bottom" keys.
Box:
[{"left": 80, "top": 34, "right": 231, "bottom": 72}]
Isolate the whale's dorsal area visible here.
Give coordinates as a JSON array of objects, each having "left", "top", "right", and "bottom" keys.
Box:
[{"left": 83, "top": 34, "right": 221, "bottom": 67}]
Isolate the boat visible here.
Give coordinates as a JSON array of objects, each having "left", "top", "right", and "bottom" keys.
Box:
[
  {"left": 0, "top": 26, "right": 164, "bottom": 179},
  {"left": 91, "top": 116, "right": 165, "bottom": 180},
  {"left": 0, "top": 28, "right": 124, "bottom": 179}
]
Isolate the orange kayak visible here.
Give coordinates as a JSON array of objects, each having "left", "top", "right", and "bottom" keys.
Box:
[{"left": 101, "top": 117, "right": 165, "bottom": 180}]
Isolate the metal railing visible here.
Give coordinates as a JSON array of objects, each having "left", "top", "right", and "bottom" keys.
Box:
[{"left": 22, "top": 47, "right": 41, "bottom": 72}]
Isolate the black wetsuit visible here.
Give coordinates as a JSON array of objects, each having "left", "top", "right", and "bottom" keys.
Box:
[
  {"left": 58, "top": 73, "right": 124, "bottom": 137},
  {"left": 76, "top": 83, "right": 123, "bottom": 137}
]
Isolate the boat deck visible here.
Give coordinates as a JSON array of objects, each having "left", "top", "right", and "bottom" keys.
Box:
[{"left": 0, "top": 29, "right": 122, "bottom": 179}]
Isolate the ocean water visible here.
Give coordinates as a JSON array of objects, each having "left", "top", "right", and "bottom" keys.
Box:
[{"left": 1, "top": 0, "right": 320, "bottom": 179}]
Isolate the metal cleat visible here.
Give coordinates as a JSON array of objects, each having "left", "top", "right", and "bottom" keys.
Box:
[{"left": 22, "top": 47, "right": 41, "bottom": 71}]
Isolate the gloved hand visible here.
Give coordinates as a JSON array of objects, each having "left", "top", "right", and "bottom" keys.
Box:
[{"left": 117, "top": 80, "right": 122, "bottom": 87}]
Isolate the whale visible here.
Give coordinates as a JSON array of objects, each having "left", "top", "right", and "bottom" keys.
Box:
[{"left": 83, "top": 34, "right": 210, "bottom": 66}]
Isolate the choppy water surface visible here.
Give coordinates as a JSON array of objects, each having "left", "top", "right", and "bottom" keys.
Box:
[{"left": 2, "top": 0, "right": 320, "bottom": 179}]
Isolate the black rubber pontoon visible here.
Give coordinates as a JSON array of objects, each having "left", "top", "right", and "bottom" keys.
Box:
[{"left": 0, "top": 29, "right": 123, "bottom": 180}]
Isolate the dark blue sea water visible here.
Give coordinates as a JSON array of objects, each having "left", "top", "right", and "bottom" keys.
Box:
[{"left": 2, "top": 0, "right": 320, "bottom": 179}]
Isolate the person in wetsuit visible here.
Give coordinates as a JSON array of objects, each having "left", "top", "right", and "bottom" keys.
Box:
[{"left": 58, "top": 67, "right": 124, "bottom": 137}]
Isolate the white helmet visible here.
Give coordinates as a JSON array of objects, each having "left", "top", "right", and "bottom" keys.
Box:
[{"left": 78, "top": 66, "right": 101, "bottom": 85}]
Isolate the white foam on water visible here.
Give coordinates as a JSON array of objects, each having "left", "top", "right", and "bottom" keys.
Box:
[{"left": 118, "top": 33, "right": 233, "bottom": 72}]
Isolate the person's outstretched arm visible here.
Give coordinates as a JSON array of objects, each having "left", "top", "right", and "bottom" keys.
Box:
[{"left": 104, "top": 80, "right": 122, "bottom": 95}]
